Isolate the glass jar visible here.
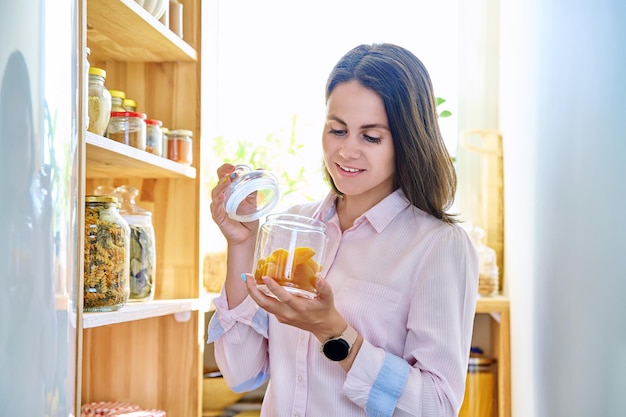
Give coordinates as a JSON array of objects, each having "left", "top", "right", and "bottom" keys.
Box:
[
  {"left": 224, "top": 164, "right": 280, "bottom": 222},
  {"left": 123, "top": 97, "right": 137, "bottom": 112},
  {"left": 160, "top": 127, "right": 170, "bottom": 158},
  {"left": 114, "top": 185, "right": 157, "bottom": 302},
  {"left": 109, "top": 89, "right": 126, "bottom": 112},
  {"left": 107, "top": 111, "right": 147, "bottom": 150},
  {"left": 459, "top": 354, "right": 497, "bottom": 417},
  {"left": 253, "top": 213, "right": 327, "bottom": 299},
  {"left": 145, "top": 119, "right": 163, "bottom": 156},
  {"left": 470, "top": 226, "right": 499, "bottom": 297},
  {"left": 87, "top": 67, "right": 112, "bottom": 136},
  {"left": 167, "top": 129, "right": 193, "bottom": 165},
  {"left": 84, "top": 196, "right": 130, "bottom": 312}
]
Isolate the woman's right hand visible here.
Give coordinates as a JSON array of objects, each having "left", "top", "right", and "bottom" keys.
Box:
[{"left": 210, "top": 163, "right": 259, "bottom": 246}]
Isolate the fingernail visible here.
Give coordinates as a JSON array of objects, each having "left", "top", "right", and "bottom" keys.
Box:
[{"left": 241, "top": 273, "right": 247, "bottom": 282}]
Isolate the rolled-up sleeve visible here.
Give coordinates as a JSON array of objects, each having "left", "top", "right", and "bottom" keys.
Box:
[{"left": 207, "top": 289, "right": 271, "bottom": 392}]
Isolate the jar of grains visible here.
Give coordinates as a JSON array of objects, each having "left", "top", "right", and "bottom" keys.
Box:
[
  {"left": 145, "top": 119, "right": 163, "bottom": 156},
  {"left": 84, "top": 196, "right": 131, "bottom": 312},
  {"left": 109, "top": 89, "right": 126, "bottom": 112},
  {"left": 107, "top": 111, "right": 147, "bottom": 151},
  {"left": 167, "top": 129, "right": 193, "bottom": 165},
  {"left": 87, "top": 67, "right": 112, "bottom": 136}
]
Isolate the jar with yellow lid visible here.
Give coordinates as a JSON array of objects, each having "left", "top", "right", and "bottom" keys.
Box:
[
  {"left": 109, "top": 89, "right": 126, "bottom": 112},
  {"left": 123, "top": 98, "right": 137, "bottom": 112},
  {"left": 83, "top": 195, "right": 131, "bottom": 312},
  {"left": 87, "top": 67, "right": 112, "bottom": 136}
]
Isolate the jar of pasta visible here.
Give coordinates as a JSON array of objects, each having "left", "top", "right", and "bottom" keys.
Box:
[
  {"left": 167, "top": 129, "right": 193, "bottom": 165},
  {"left": 107, "top": 111, "right": 147, "bottom": 151},
  {"left": 87, "top": 67, "right": 112, "bottom": 136},
  {"left": 84, "top": 196, "right": 130, "bottom": 312}
]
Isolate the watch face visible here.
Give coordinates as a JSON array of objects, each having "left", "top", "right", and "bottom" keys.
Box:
[{"left": 323, "top": 338, "right": 350, "bottom": 361}]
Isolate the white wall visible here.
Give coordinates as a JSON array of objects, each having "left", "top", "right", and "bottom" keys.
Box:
[{"left": 500, "top": 1, "right": 626, "bottom": 416}]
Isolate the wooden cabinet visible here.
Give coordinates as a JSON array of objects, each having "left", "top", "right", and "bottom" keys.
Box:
[
  {"left": 473, "top": 296, "right": 511, "bottom": 417},
  {"left": 78, "top": 0, "right": 212, "bottom": 415}
]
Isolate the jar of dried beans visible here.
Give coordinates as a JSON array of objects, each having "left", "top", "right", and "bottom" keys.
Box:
[
  {"left": 84, "top": 196, "right": 131, "bottom": 312},
  {"left": 114, "top": 185, "right": 157, "bottom": 302},
  {"left": 107, "top": 111, "right": 147, "bottom": 151},
  {"left": 87, "top": 67, "right": 112, "bottom": 136},
  {"left": 167, "top": 129, "right": 193, "bottom": 165}
]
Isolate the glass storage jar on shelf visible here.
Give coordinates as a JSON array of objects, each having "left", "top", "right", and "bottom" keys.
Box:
[
  {"left": 84, "top": 196, "right": 130, "bottom": 312},
  {"left": 160, "top": 127, "right": 170, "bottom": 158},
  {"left": 113, "top": 185, "right": 157, "bottom": 302},
  {"left": 167, "top": 129, "right": 193, "bottom": 165},
  {"left": 87, "top": 67, "right": 112, "bottom": 136},
  {"left": 123, "top": 97, "right": 137, "bottom": 112},
  {"left": 106, "top": 111, "right": 147, "bottom": 151},
  {"left": 145, "top": 118, "right": 163, "bottom": 156},
  {"left": 459, "top": 348, "right": 497, "bottom": 417},
  {"left": 109, "top": 89, "right": 126, "bottom": 112}
]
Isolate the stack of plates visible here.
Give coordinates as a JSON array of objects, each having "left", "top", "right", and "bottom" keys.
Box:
[{"left": 134, "top": 0, "right": 167, "bottom": 20}]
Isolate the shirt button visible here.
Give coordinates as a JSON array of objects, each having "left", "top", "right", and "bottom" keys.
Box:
[
  {"left": 297, "top": 375, "right": 303, "bottom": 382},
  {"left": 300, "top": 333, "right": 305, "bottom": 340}
]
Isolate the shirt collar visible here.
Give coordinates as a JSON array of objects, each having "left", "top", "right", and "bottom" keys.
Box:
[{"left": 316, "top": 189, "right": 410, "bottom": 234}]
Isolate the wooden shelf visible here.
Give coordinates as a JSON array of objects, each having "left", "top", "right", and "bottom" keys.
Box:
[
  {"left": 83, "top": 293, "right": 219, "bottom": 329},
  {"left": 476, "top": 295, "right": 509, "bottom": 314},
  {"left": 87, "top": 0, "right": 197, "bottom": 62},
  {"left": 86, "top": 131, "right": 196, "bottom": 178}
]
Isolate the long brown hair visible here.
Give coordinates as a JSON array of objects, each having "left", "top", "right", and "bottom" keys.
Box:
[{"left": 324, "top": 43, "right": 458, "bottom": 223}]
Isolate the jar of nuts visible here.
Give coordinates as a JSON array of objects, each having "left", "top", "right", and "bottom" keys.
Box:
[{"left": 84, "top": 196, "right": 131, "bottom": 312}]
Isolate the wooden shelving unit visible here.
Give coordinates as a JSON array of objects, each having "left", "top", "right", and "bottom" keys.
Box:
[
  {"left": 82, "top": 293, "right": 218, "bottom": 329},
  {"left": 86, "top": 0, "right": 197, "bottom": 62},
  {"left": 79, "top": 0, "right": 206, "bottom": 415},
  {"left": 474, "top": 296, "right": 511, "bottom": 417},
  {"left": 86, "top": 132, "right": 196, "bottom": 179}
]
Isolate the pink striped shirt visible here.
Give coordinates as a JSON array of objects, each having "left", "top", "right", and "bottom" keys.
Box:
[{"left": 208, "top": 189, "right": 478, "bottom": 416}]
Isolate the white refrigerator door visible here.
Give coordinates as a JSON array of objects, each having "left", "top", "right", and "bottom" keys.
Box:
[{"left": 0, "top": 1, "right": 79, "bottom": 416}]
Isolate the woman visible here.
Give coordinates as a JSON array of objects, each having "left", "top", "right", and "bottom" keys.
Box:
[{"left": 208, "top": 43, "right": 478, "bottom": 417}]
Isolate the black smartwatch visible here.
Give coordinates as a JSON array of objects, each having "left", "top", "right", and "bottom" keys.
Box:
[{"left": 321, "top": 324, "right": 358, "bottom": 361}]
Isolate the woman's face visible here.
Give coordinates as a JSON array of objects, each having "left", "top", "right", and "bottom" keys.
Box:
[{"left": 323, "top": 80, "right": 395, "bottom": 202}]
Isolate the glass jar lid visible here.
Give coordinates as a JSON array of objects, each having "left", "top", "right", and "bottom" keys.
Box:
[{"left": 224, "top": 164, "right": 280, "bottom": 222}]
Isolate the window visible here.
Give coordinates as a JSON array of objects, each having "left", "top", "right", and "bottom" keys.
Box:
[{"left": 201, "top": 0, "right": 459, "bottom": 253}]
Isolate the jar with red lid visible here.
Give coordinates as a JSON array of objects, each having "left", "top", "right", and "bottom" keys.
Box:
[
  {"left": 145, "top": 119, "right": 163, "bottom": 156},
  {"left": 107, "top": 111, "right": 147, "bottom": 151},
  {"left": 167, "top": 129, "right": 193, "bottom": 165}
]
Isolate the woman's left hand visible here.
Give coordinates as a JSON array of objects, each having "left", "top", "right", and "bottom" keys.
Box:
[{"left": 242, "top": 274, "right": 347, "bottom": 343}]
